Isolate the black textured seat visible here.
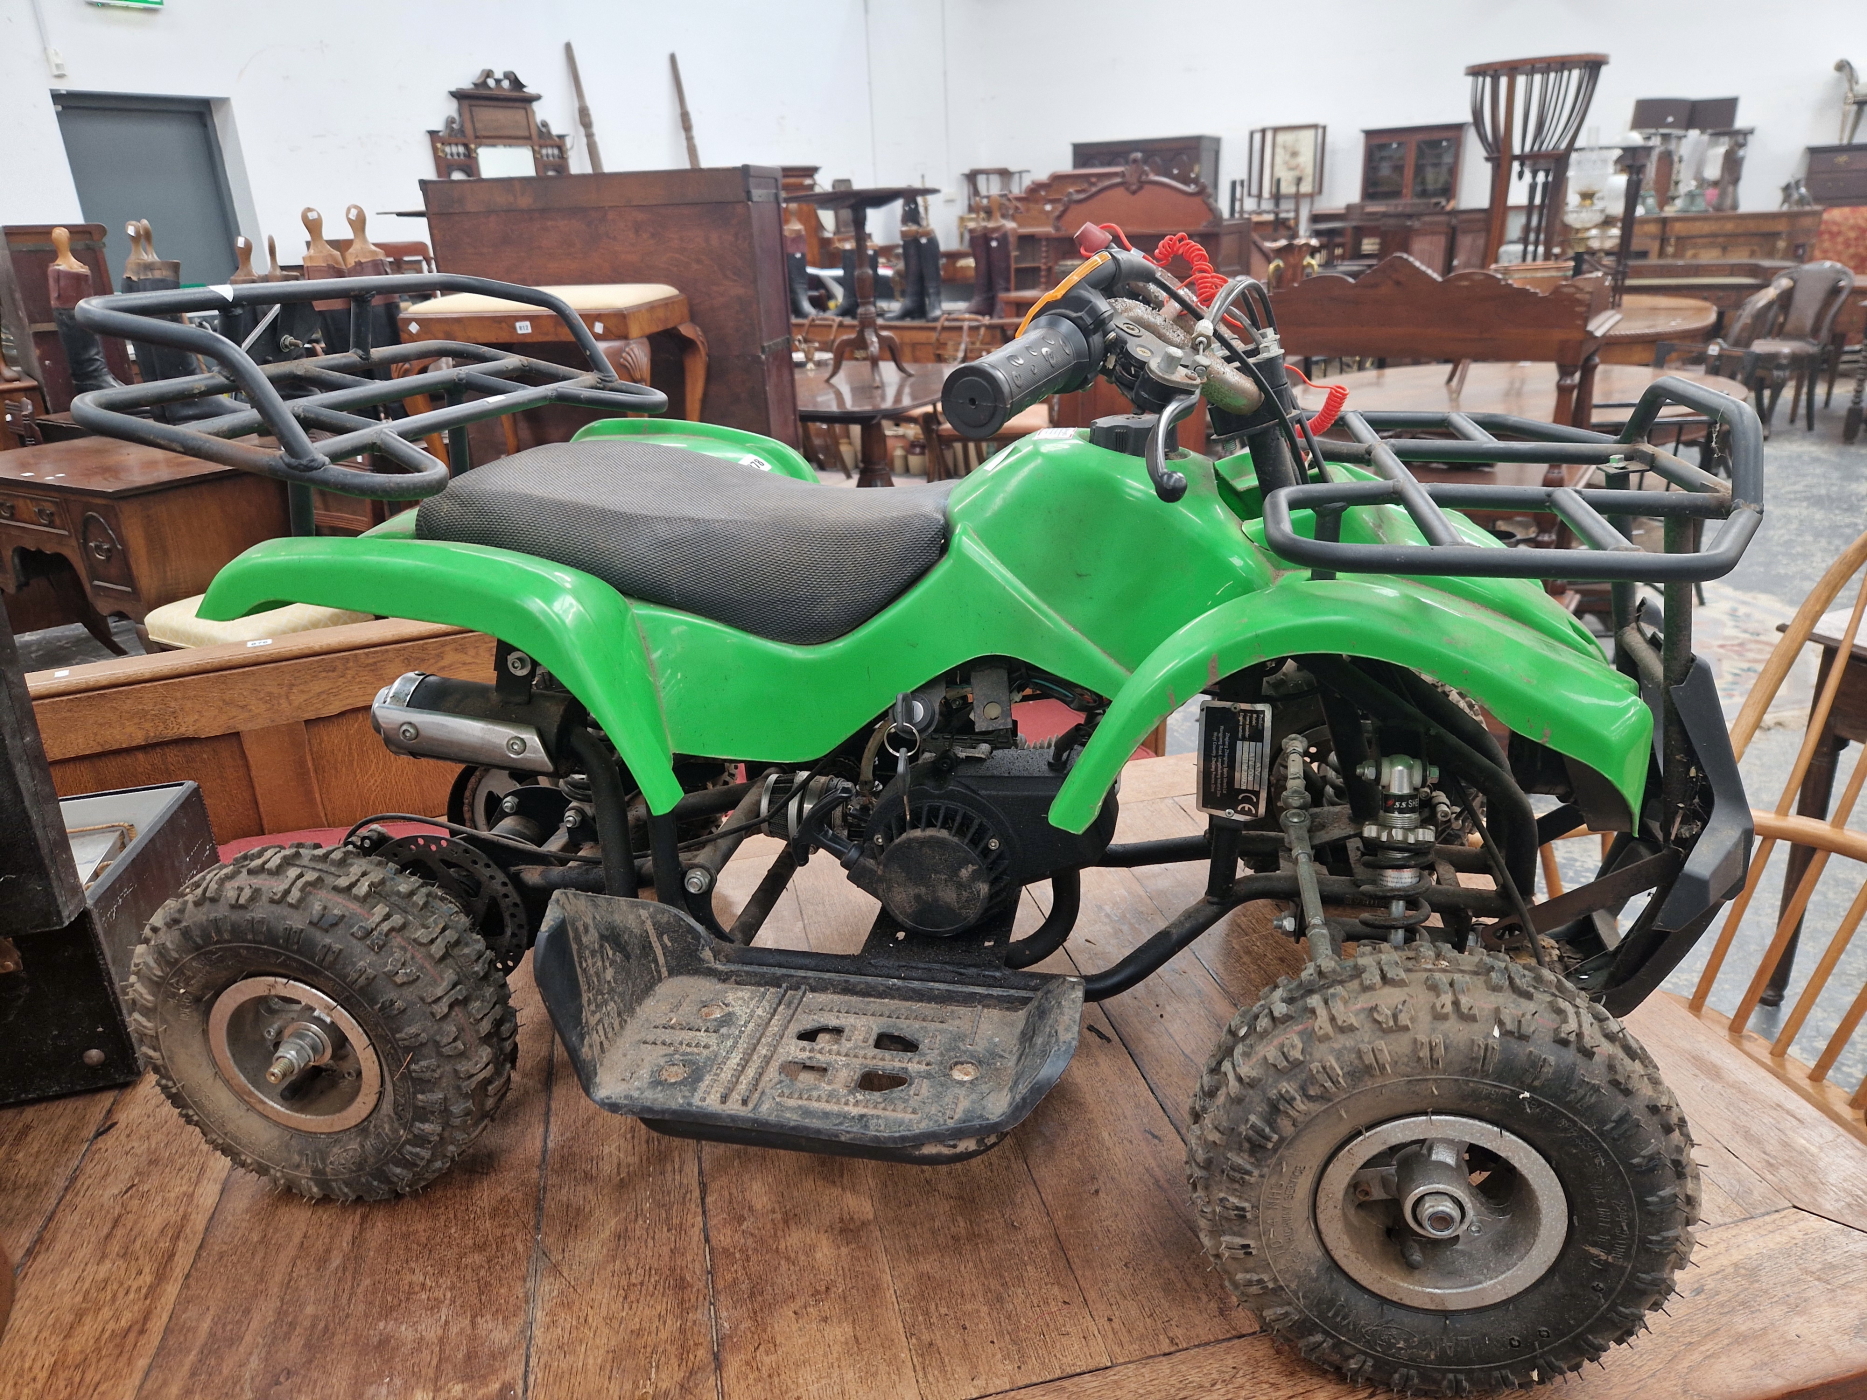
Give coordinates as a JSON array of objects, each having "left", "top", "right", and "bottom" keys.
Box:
[{"left": 415, "top": 440, "right": 956, "bottom": 645}]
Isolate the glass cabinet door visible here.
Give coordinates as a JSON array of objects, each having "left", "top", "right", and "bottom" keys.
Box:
[
  {"left": 1411, "top": 137, "right": 1458, "bottom": 201},
  {"left": 1364, "top": 141, "right": 1408, "bottom": 201}
]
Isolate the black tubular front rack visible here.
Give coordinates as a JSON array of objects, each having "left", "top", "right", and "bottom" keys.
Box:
[
  {"left": 1260, "top": 375, "right": 1763, "bottom": 583},
  {"left": 71, "top": 274, "right": 668, "bottom": 500}
]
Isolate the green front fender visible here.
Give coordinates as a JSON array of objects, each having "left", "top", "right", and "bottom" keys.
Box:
[
  {"left": 198, "top": 536, "right": 686, "bottom": 812},
  {"left": 1049, "top": 574, "right": 1651, "bottom": 833}
]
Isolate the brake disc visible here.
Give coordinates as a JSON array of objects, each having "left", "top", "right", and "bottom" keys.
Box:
[{"left": 372, "top": 833, "right": 528, "bottom": 971}]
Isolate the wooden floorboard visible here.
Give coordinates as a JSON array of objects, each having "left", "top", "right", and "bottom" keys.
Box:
[
  {"left": 132, "top": 967, "right": 556, "bottom": 1400},
  {"left": 0, "top": 1084, "right": 117, "bottom": 1271},
  {"left": 977, "top": 1335, "right": 1342, "bottom": 1400},
  {"left": 524, "top": 1044, "right": 716, "bottom": 1400},
  {"left": 867, "top": 1134, "right": 1110, "bottom": 1400},
  {"left": 984, "top": 1209, "right": 1867, "bottom": 1400},
  {"left": 706, "top": 1144, "right": 918, "bottom": 1400},
  {"left": 0, "top": 1074, "right": 229, "bottom": 1400},
  {"left": 4, "top": 753, "right": 1866, "bottom": 1400},
  {"left": 1013, "top": 1003, "right": 1251, "bottom": 1363}
]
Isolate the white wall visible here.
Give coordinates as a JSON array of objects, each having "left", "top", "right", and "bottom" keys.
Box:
[
  {"left": 3, "top": 0, "right": 1863, "bottom": 262},
  {"left": 1, "top": 0, "right": 905, "bottom": 255},
  {"left": 940, "top": 0, "right": 1862, "bottom": 219}
]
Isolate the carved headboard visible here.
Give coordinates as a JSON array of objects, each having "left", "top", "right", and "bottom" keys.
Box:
[
  {"left": 1272, "top": 254, "right": 1618, "bottom": 365},
  {"left": 1049, "top": 155, "right": 1221, "bottom": 234}
]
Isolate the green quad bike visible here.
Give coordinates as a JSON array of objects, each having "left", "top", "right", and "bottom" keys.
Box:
[{"left": 76, "top": 250, "right": 1762, "bottom": 1393}]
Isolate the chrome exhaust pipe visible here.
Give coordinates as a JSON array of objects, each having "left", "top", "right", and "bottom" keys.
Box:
[{"left": 371, "top": 672, "right": 555, "bottom": 774}]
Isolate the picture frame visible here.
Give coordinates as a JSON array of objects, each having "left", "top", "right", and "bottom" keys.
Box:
[{"left": 1247, "top": 125, "right": 1326, "bottom": 200}]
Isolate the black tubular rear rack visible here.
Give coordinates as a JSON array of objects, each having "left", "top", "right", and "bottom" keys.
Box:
[
  {"left": 1259, "top": 375, "right": 1762, "bottom": 583},
  {"left": 71, "top": 274, "right": 668, "bottom": 500}
]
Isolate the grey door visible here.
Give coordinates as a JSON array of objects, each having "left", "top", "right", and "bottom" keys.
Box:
[{"left": 55, "top": 94, "right": 241, "bottom": 287}]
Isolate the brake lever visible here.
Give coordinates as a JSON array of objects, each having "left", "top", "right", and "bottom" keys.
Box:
[{"left": 1144, "top": 392, "right": 1199, "bottom": 503}]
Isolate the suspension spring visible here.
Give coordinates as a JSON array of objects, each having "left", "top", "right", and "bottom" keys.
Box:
[{"left": 1357, "top": 755, "right": 1438, "bottom": 941}]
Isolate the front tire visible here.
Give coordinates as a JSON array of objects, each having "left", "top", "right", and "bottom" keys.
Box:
[
  {"left": 1187, "top": 943, "right": 1697, "bottom": 1392},
  {"left": 128, "top": 844, "right": 519, "bottom": 1200}
]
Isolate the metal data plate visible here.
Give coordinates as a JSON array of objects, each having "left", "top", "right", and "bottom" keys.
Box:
[{"left": 1197, "top": 700, "right": 1273, "bottom": 819}]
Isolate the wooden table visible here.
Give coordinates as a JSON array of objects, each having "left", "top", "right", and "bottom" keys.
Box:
[
  {"left": 0, "top": 438, "right": 288, "bottom": 652},
  {"left": 1624, "top": 259, "right": 1795, "bottom": 314},
  {"left": 795, "top": 363, "right": 951, "bottom": 487},
  {"left": 1598, "top": 293, "right": 1719, "bottom": 364},
  {"left": 399, "top": 283, "right": 708, "bottom": 422},
  {"left": 786, "top": 186, "right": 937, "bottom": 381},
  {"left": 1293, "top": 361, "right": 1747, "bottom": 429}
]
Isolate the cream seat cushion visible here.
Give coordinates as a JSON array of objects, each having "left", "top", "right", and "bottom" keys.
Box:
[
  {"left": 143, "top": 594, "right": 371, "bottom": 650},
  {"left": 408, "top": 284, "right": 681, "bottom": 316}
]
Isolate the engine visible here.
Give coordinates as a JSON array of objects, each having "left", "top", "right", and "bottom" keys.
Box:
[{"left": 844, "top": 746, "right": 1117, "bottom": 937}]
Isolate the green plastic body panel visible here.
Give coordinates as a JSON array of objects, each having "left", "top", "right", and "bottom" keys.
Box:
[
  {"left": 570, "top": 417, "right": 817, "bottom": 481},
  {"left": 200, "top": 424, "right": 1650, "bottom": 825}
]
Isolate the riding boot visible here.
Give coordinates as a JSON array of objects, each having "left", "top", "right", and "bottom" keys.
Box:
[
  {"left": 53, "top": 308, "right": 122, "bottom": 395},
  {"left": 988, "top": 223, "right": 1014, "bottom": 317},
  {"left": 782, "top": 206, "right": 816, "bottom": 320},
  {"left": 886, "top": 237, "right": 923, "bottom": 320},
  {"left": 916, "top": 231, "right": 945, "bottom": 317},
  {"left": 122, "top": 271, "right": 242, "bottom": 423},
  {"left": 965, "top": 225, "right": 994, "bottom": 315},
  {"left": 787, "top": 250, "right": 814, "bottom": 318}
]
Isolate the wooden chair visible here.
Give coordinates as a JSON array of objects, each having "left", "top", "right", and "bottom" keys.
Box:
[
  {"left": 928, "top": 313, "right": 993, "bottom": 364},
  {"left": 1688, "top": 529, "right": 1867, "bottom": 1140},
  {"left": 1271, "top": 253, "right": 1621, "bottom": 428},
  {"left": 1706, "top": 262, "right": 1856, "bottom": 434},
  {"left": 793, "top": 313, "right": 840, "bottom": 368},
  {"left": 921, "top": 400, "right": 1053, "bottom": 482},
  {"left": 908, "top": 314, "right": 1046, "bottom": 481}
]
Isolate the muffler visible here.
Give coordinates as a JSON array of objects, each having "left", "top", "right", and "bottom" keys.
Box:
[{"left": 371, "top": 672, "right": 579, "bottom": 774}]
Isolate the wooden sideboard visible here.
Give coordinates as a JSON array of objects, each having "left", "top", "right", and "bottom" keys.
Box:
[
  {"left": 420, "top": 166, "right": 797, "bottom": 447},
  {"left": 1805, "top": 146, "right": 1867, "bottom": 207},
  {"left": 1627, "top": 210, "right": 1824, "bottom": 263},
  {"left": 0, "top": 438, "right": 289, "bottom": 650}
]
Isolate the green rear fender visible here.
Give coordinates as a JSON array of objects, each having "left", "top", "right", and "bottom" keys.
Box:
[
  {"left": 199, "top": 536, "right": 685, "bottom": 812},
  {"left": 1048, "top": 574, "right": 1651, "bottom": 833}
]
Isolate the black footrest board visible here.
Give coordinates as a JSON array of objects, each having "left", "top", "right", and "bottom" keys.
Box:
[{"left": 533, "top": 891, "right": 1082, "bottom": 1163}]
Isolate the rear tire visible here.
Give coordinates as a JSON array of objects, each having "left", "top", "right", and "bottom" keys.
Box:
[
  {"left": 1187, "top": 943, "right": 1697, "bottom": 1392},
  {"left": 128, "top": 844, "right": 518, "bottom": 1200}
]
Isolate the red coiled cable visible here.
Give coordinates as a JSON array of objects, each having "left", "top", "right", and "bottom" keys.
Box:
[
  {"left": 1148, "top": 232, "right": 1230, "bottom": 307},
  {"left": 1099, "top": 223, "right": 1350, "bottom": 435},
  {"left": 1286, "top": 363, "right": 1349, "bottom": 434}
]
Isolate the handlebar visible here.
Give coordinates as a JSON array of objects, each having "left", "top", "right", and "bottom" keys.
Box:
[{"left": 941, "top": 316, "right": 1094, "bottom": 437}]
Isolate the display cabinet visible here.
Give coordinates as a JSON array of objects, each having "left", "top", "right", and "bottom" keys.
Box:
[{"left": 1360, "top": 125, "right": 1464, "bottom": 205}]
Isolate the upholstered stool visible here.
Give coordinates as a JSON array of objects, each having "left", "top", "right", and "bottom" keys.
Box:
[
  {"left": 399, "top": 284, "right": 708, "bottom": 420},
  {"left": 139, "top": 594, "right": 371, "bottom": 652}
]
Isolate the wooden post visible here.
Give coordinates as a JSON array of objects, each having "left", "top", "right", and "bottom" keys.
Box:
[{"left": 1481, "top": 72, "right": 1517, "bottom": 269}]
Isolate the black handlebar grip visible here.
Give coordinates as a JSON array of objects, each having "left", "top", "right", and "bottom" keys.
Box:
[{"left": 942, "top": 316, "right": 1092, "bottom": 438}]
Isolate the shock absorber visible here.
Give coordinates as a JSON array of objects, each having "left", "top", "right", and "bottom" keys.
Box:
[{"left": 1357, "top": 755, "right": 1438, "bottom": 945}]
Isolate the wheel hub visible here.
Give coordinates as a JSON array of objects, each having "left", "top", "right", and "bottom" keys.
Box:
[
  {"left": 207, "top": 976, "right": 383, "bottom": 1133},
  {"left": 1316, "top": 1113, "right": 1567, "bottom": 1310}
]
